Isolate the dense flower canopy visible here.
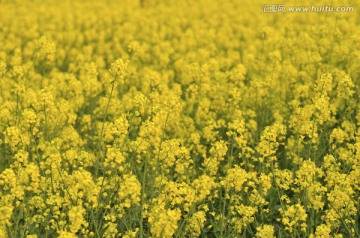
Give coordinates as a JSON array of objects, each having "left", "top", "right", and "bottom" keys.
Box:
[{"left": 0, "top": 0, "right": 360, "bottom": 237}]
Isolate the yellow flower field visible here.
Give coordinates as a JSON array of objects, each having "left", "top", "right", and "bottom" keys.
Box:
[{"left": 0, "top": 0, "right": 360, "bottom": 237}]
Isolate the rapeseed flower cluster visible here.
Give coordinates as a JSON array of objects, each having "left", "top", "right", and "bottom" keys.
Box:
[{"left": 0, "top": 0, "right": 360, "bottom": 237}]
